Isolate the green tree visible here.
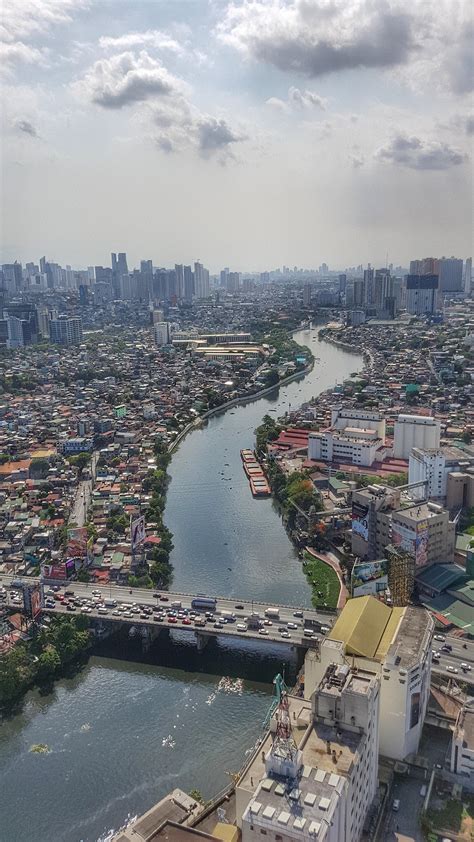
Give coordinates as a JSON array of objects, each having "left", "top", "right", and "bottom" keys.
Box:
[
  {"left": 150, "top": 561, "right": 173, "bottom": 587},
  {"left": 35, "top": 645, "right": 61, "bottom": 682}
]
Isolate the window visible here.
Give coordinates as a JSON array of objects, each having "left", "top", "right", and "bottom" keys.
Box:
[{"left": 260, "top": 831, "right": 267, "bottom": 836}]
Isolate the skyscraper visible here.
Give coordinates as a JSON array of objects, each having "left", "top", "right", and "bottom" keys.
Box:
[
  {"left": 183, "top": 265, "right": 194, "bottom": 302},
  {"left": 464, "top": 257, "right": 472, "bottom": 297},
  {"left": 406, "top": 274, "right": 439, "bottom": 315},
  {"left": 439, "top": 257, "right": 463, "bottom": 292},
  {"left": 194, "top": 261, "right": 209, "bottom": 298},
  {"left": 175, "top": 264, "right": 184, "bottom": 298}
]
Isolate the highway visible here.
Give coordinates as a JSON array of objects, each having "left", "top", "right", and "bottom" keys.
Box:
[
  {"left": 430, "top": 633, "right": 474, "bottom": 685},
  {"left": 68, "top": 452, "right": 99, "bottom": 527}
]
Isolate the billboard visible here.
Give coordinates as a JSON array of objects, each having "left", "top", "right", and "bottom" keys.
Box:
[
  {"left": 352, "top": 501, "right": 369, "bottom": 542},
  {"left": 41, "top": 563, "right": 67, "bottom": 580},
  {"left": 22, "top": 583, "right": 43, "bottom": 620},
  {"left": 351, "top": 559, "right": 388, "bottom": 597},
  {"left": 393, "top": 518, "right": 429, "bottom": 568},
  {"left": 131, "top": 515, "right": 146, "bottom": 550},
  {"left": 415, "top": 519, "right": 429, "bottom": 568},
  {"left": 392, "top": 521, "right": 416, "bottom": 557},
  {"left": 67, "top": 527, "right": 88, "bottom": 559}
]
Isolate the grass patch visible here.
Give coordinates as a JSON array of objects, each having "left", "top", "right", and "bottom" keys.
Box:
[
  {"left": 426, "top": 796, "right": 474, "bottom": 835},
  {"left": 303, "top": 552, "right": 340, "bottom": 610}
]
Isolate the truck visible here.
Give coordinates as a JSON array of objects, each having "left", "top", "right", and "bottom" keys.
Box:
[
  {"left": 104, "top": 598, "right": 117, "bottom": 608},
  {"left": 246, "top": 613, "right": 261, "bottom": 630},
  {"left": 219, "top": 610, "right": 236, "bottom": 623},
  {"left": 191, "top": 597, "right": 217, "bottom": 611},
  {"left": 264, "top": 608, "right": 280, "bottom": 620}
]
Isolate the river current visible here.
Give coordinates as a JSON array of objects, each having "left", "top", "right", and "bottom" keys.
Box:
[{"left": 0, "top": 331, "right": 363, "bottom": 842}]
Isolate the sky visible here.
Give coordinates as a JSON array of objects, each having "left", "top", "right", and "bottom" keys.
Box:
[{"left": 0, "top": 0, "right": 473, "bottom": 272}]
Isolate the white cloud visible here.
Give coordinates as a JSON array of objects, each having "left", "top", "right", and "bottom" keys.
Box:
[
  {"left": 266, "top": 86, "right": 326, "bottom": 113},
  {"left": 0, "top": 41, "right": 48, "bottom": 69},
  {"left": 99, "top": 30, "right": 183, "bottom": 55},
  {"left": 0, "top": 0, "right": 90, "bottom": 42},
  {"left": 217, "top": 0, "right": 473, "bottom": 95},
  {"left": 375, "top": 134, "right": 467, "bottom": 170},
  {"left": 75, "top": 51, "right": 186, "bottom": 109}
]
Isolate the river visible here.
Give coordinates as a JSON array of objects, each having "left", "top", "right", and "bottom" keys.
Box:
[{"left": 0, "top": 331, "right": 363, "bottom": 842}]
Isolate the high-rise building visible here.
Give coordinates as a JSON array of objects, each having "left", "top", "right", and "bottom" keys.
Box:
[
  {"left": 464, "top": 257, "right": 472, "bottom": 297},
  {"left": 174, "top": 264, "right": 184, "bottom": 298},
  {"left": 154, "top": 322, "right": 170, "bottom": 346},
  {"left": 194, "top": 262, "right": 209, "bottom": 298},
  {"left": 303, "top": 282, "right": 312, "bottom": 307},
  {"left": 260, "top": 271, "right": 270, "bottom": 284},
  {"left": 183, "top": 265, "right": 194, "bottom": 302},
  {"left": 353, "top": 279, "right": 365, "bottom": 307},
  {"left": 439, "top": 257, "right": 463, "bottom": 292},
  {"left": 49, "top": 315, "right": 83, "bottom": 345},
  {"left": 220, "top": 268, "right": 229, "bottom": 287},
  {"left": 406, "top": 274, "right": 439, "bottom": 315},
  {"left": 338, "top": 273, "right": 347, "bottom": 294},
  {"left": 409, "top": 445, "right": 474, "bottom": 502},
  {"left": 227, "top": 271, "right": 240, "bottom": 293}
]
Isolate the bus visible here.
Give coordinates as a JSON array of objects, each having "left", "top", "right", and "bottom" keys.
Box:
[{"left": 191, "top": 596, "right": 217, "bottom": 611}]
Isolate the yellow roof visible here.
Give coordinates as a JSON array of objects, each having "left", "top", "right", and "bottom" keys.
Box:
[
  {"left": 328, "top": 596, "right": 401, "bottom": 660},
  {"left": 212, "top": 824, "right": 239, "bottom": 842}
]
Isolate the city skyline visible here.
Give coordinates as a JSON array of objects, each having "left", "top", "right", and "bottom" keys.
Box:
[{"left": 1, "top": 0, "right": 472, "bottom": 269}]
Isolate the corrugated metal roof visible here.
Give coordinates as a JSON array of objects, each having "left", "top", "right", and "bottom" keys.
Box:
[{"left": 328, "top": 595, "right": 393, "bottom": 659}]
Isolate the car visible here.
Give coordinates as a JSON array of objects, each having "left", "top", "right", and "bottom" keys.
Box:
[
  {"left": 214, "top": 622, "right": 224, "bottom": 629},
  {"left": 140, "top": 613, "right": 149, "bottom": 620},
  {"left": 446, "top": 665, "right": 458, "bottom": 673},
  {"left": 434, "top": 634, "right": 445, "bottom": 642},
  {"left": 461, "top": 663, "right": 471, "bottom": 671},
  {"left": 258, "top": 628, "right": 269, "bottom": 636},
  {"left": 280, "top": 631, "right": 291, "bottom": 639},
  {"left": 392, "top": 799, "right": 400, "bottom": 812},
  {"left": 66, "top": 604, "right": 76, "bottom": 611},
  {"left": 53, "top": 585, "right": 60, "bottom": 592},
  {"left": 320, "top": 625, "right": 331, "bottom": 634},
  {"left": 153, "top": 592, "right": 160, "bottom": 599},
  {"left": 441, "top": 645, "right": 452, "bottom": 653},
  {"left": 82, "top": 606, "right": 92, "bottom": 614},
  {"left": 304, "top": 629, "right": 314, "bottom": 638},
  {"left": 235, "top": 604, "right": 244, "bottom": 610},
  {"left": 263, "top": 619, "right": 273, "bottom": 626},
  {"left": 236, "top": 623, "right": 247, "bottom": 632},
  {"left": 123, "top": 611, "right": 132, "bottom": 618},
  {"left": 64, "top": 590, "right": 74, "bottom": 597},
  {"left": 168, "top": 616, "right": 178, "bottom": 624},
  {"left": 159, "top": 595, "right": 169, "bottom": 602},
  {"left": 92, "top": 590, "right": 101, "bottom": 596},
  {"left": 278, "top": 626, "right": 287, "bottom": 633},
  {"left": 287, "top": 622, "right": 298, "bottom": 630},
  {"left": 182, "top": 618, "right": 192, "bottom": 625},
  {"left": 293, "top": 610, "right": 304, "bottom": 618}
]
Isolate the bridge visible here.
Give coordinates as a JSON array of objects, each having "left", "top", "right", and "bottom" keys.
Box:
[{"left": 39, "top": 582, "right": 329, "bottom": 651}]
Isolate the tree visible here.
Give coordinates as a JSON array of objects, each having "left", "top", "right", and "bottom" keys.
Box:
[
  {"left": 264, "top": 368, "right": 280, "bottom": 388},
  {"left": 77, "top": 569, "right": 91, "bottom": 583},
  {"left": 149, "top": 547, "right": 169, "bottom": 565},
  {"left": 150, "top": 561, "right": 173, "bottom": 587},
  {"left": 35, "top": 645, "right": 61, "bottom": 682}
]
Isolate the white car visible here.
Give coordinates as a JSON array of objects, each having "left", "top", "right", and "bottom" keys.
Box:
[
  {"left": 434, "top": 634, "right": 445, "bottom": 642},
  {"left": 258, "top": 628, "right": 269, "bottom": 636},
  {"left": 460, "top": 663, "right": 472, "bottom": 671},
  {"left": 280, "top": 630, "right": 291, "bottom": 638},
  {"left": 287, "top": 622, "right": 298, "bottom": 630},
  {"left": 446, "top": 665, "right": 458, "bottom": 674}
]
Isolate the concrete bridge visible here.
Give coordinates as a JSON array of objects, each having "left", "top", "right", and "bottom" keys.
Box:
[{"left": 40, "top": 582, "right": 330, "bottom": 651}]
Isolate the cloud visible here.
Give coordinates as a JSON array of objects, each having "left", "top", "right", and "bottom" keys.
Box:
[
  {"left": 15, "top": 119, "right": 39, "bottom": 137},
  {"left": 0, "top": 40, "right": 48, "bottom": 69},
  {"left": 375, "top": 134, "right": 467, "bottom": 170},
  {"left": 443, "top": 20, "right": 473, "bottom": 95},
  {"left": 99, "top": 30, "right": 183, "bottom": 55},
  {"left": 217, "top": 0, "right": 414, "bottom": 78},
  {"left": 349, "top": 153, "right": 364, "bottom": 168},
  {"left": 197, "top": 117, "right": 246, "bottom": 157},
  {"left": 75, "top": 51, "right": 185, "bottom": 109},
  {"left": 0, "top": 0, "right": 90, "bottom": 42},
  {"left": 266, "top": 86, "right": 326, "bottom": 113}
]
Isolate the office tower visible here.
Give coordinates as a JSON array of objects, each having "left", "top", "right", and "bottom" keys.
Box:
[
  {"left": 338, "top": 273, "right": 347, "bottom": 294},
  {"left": 194, "top": 262, "right": 209, "bottom": 299},
  {"left": 406, "top": 274, "right": 439, "bottom": 315},
  {"left": 410, "top": 258, "right": 439, "bottom": 276},
  {"left": 49, "top": 315, "right": 83, "bottom": 345},
  {"left": 183, "top": 265, "right": 194, "bottom": 302},
  {"left": 3, "top": 303, "right": 38, "bottom": 343},
  {"left": 303, "top": 282, "right": 312, "bottom": 307},
  {"left": 36, "top": 307, "right": 50, "bottom": 339},
  {"left": 1, "top": 262, "right": 23, "bottom": 293},
  {"left": 175, "top": 264, "right": 184, "bottom": 298},
  {"left": 140, "top": 260, "right": 153, "bottom": 300},
  {"left": 439, "top": 257, "right": 463, "bottom": 292},
  {"left": 87, "top": 266, "right": 95, "bottom": 283},
  {"left": 4, "top": 316, "right": 24, "bottom": 348},
  {"left": 227, "top": 271, "right": 240, "bottom": 293},
  {"left": 220, "top": 268, "right": 229, "bottom": 287},
  {"left": 304, "top": 596, "right": 433, "bottom": 760},
  {"left": 260, "top": 271, "right": 270, "bottom": 284},
  {"left": 353, "top": 279, "right": 365, "bottom": 306},
  {"left": 464, "top": 257, "right": 472, "bottom": 296},
  {"left": 167, "top": 269, "right": 177, "bottom": 300},
  {"left": 154, "top": 322, "right": 170, "bottom": 346},
  {"left": 363, "top": 268, "right": 374, "bottom": 305},
  {"left": 111, "top": 252, "right": 128, "bottom": 298}
]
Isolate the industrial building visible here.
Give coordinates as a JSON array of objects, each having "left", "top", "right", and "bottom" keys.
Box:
[
  {"left": 308, "top": 408, "right": 387, "bottom": 468},
  {"left": 304, "top": 596, "right": 433, "bottom": 761},
  {"left": 393, "top": 414, "right": 441, "bottom": 459},
  {"left": 238, "top": 665, "right": 380, "bottom": 842},
  {"left": 409, "top": 445, "right": 474, "bottom": 503}
]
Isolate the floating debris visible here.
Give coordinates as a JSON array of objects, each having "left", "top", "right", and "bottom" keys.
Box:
[
  {"left": 217, "top": 677, "right": 243, "bottom": 695},
  {"left": 29, "top": 744, "right": 50, "bottom": 754},
  {"left": 162, "top": 735, "right": 176, "bottom": 748},
  {"left": 80, "top": 723, "right": 91, "bottom": 732}
]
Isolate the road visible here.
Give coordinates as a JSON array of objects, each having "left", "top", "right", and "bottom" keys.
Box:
[
  {"left": 68, "top": 452, "right": 99, "bottom": 527},
  {"left": 431, "top": 634, "right": 474, "bottom": 684}
]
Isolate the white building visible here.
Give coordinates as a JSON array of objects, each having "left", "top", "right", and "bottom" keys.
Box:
[
  {"left": 308, "top": 408, "right": 386, "bottom": 468},
  {"left": 239, "top": 664, "right": 380, "bottom": 842},
  {"left": 451, "top": 705, "right": 474, "bottom": 779},
  {"left": 154, "top": 322, "right": 170, "bottom": 346},
  {"left": 393, "top": 414, "right": 441, "bottom": 459},
  {"left": 304, "top": 596, "right": 433, "bottom": 761},
  {"left": 409, "top": 445, "right": 474, "bottom": 501}
]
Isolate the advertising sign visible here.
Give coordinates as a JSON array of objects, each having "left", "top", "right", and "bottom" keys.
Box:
[
  {"left": 67, "top": 527, "right": 88, "bottom": 559},
  {"left": 41, "top": 563, "right": 67, "bottom": 580},
  {"left": 392, "top": 521, "right": 416, "bottom": 557},
  {"left": 22, "top": 583, "right": 43, "bottom": 620},
  {"left": 131, "top": 515, "right": 146, "bottom": 550},
  {"left": 351, "top": 559, "right": 388, "bottom": 597},
  {"left": 352, "top": 501, "right": 369, "bottom": 542}
]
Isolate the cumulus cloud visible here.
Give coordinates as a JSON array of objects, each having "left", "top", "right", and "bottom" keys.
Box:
[
  {"left": 266, "top": 86, "right": 326, "bottom": 113},
  {"left": 217, "top": 0, "right": 414, "bottom": 78},
  {"left": 99, "top": 30, "right": 183, "bottom": 55},
  {"left": 75, "top": 51, "right": 185, "bottom": 109},
  {"left": 0, "top": 41, "right": 48, "bottom": 68},
  {"left": 197, "top": 117, "right": 246, "bottom": 157},
  {"left": 0, "top": 0, "right": 90, "bottom": 42},
  {"left": 375, "top": 134, "right": 467, "bottom": 170},
  {"left": 15, "top": 119, "right": 39, "bottom": 137}
]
